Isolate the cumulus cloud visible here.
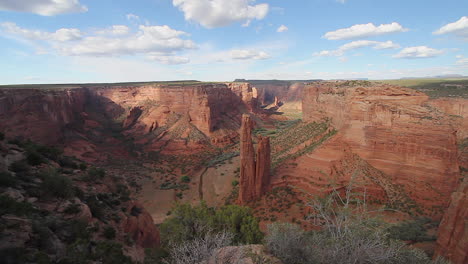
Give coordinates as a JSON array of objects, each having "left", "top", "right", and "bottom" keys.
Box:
[
  {"left": 277, "top": 25, "right": 288, "bottom": 32},
  {"left": 0, "top": 0, "right": 87, "bottom": 16},
  {"left": 393, "top": 46, "right": 443, "bottom": 59},
  {"left": 230, "top": 49, "right": 270, "bottom": 60},
  {"left": 172, "top": 0, "right": 269, "bottom": 28},
  {"left": 314, "top": 40, "right": 400, "bottom": 57},
  {"left": 433, "top": 16, "right": 468, "bottom": 39},
  {"left": 1, "top": 22, "right": 196, "bottom": 61},
  {"left": 323, "top": 22, "right": 408, "bottom": 40},
  {"left": 59, "top": 25, "right": 196, "bottom": 56},
  {"left": 1, "top": 22, "right": 82, "bottom": 42}
]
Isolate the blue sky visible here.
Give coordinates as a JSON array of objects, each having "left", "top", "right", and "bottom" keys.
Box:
[{"left": 0, "top": 0, "right": 467, "bottom": 84}]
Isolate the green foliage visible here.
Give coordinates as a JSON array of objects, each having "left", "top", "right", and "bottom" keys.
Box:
[
  {"left": 387, "top": 217, "right": 436, "bottom": 242},
  {"left": 9, "top": 160, "right": 30, "bottom": 173},
  {"left": 144, "top": 248, "right": 169, "bottom": 264},
  {"left": 0, "top": 195, "right": 36, "bottom": 216},
  {"left": 0, "top": 171, "right": 17, "bottom": 187},
  {"left": 27, "top": 151, "right": 46, "bottom": 166},
  {"left": 103, "top": 226, "right": 116, "bottom": 240},
  {"left": 65, "top": 239, "right": 132, "bottom": 264},
  {"left": 231, "top": 180, "right": 239, "bottom": 187},
  {"left": 40, "top": 169, "right": 74, "bottom": 199},
  {"left": 180, "top": 175, "right": 190, "bottom": 183},
  {"left": 79, "top": 163, "right": 87, "bottom": 171},
  {"left": 86, "top": 196, "right": 105, "bottom": 219},
  {"left": 84, "top": 167, "right": 106, "bottom": 182},
  {"left": 160, "top": 202, "right": 263, "bottom": 246}
]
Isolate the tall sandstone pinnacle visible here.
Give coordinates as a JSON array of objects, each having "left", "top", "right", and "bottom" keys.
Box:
[{"left": 238, "top": 114, "right": 271, "bottom": 204}]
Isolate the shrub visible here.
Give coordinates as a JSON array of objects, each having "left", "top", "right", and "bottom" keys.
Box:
[
  {"left": 9, "top": 160, "right": 30, "bottom": 173},
  {"left": 40, "top": 169, "right": 74, "bottom": 199},
  {"left": 79, "top": 163, "right": 87, "bottom": 171},
  {"left": 160, "top": 202, "right": 263, "bottom": 246},
  {"left": 387, "top": 217, "right": 436, "bottom": 242},
  {"left": 265, "top": 223, "right": 310, "bottom": 264},
  {"left": 103, "top": 226, "right": 116, "bottom": 240},
  {"left": 0, "top": 195, "right": 36, "bottom": 216},
  {"left": 231, "top": 180, "right": 239, "bottom": 187},
  {"left": 166, "top": 232, "right": 234, "bottom": 264},
  {"left": 27, "top": 151, "right": 46, "bottom": 166},
  {"left": 92, "top": 241, "right": 132, "bottom": 264},
  {"left": 86, "top": 167, "right": 106, "bottom": 181},
  {"left": 180, "top": 175, "right": 190, "bottom": 183},
  {"left": 37, "top": 145, "right": 62, "bottom": 161},
  {"left": 0, "top": 171, "right": 17, "bottom": 187}
]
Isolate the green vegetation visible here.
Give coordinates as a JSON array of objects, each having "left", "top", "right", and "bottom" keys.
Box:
[
  {"left": 160, "top": 202, "right": 263, "bottom": 246},
  {"left": 231, "top": 180, "right": 239, "bottom": 187},
  {"left": 180, "top": 175, "right": 190, "bottom": 183},
  {"left": 0, "top": 171, "right": 17, "bottom": 187},
  {"left": 103, "top": 226, "right": 117, "bottom": 240},
  {"left": 39, "top": 169, "right": 75, "bottom": 199},
  {"left": 376, "top": 78, "right": 468, "bottom": 98},
  {"left": 387, "top": 217, "right": 437, "bottom": 242},
  {"left": 0, "top": 195, "right": 36, "bottom": 216},
  {"left": 270, "top": 121, "right": 336, "bottom": 168}
]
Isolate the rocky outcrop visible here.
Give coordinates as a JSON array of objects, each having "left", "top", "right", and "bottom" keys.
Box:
[
  {"left": 239, "top": 114, "right": 271, "bottom": 204},
  {"left": 434, "top": 179, "right": 468, "bottom": 264},
  {"left": 294, "top": 81, "right": 462, "bottom": 215},
  {"left": 123, "top": 203, "right": 161, "bottom": 248}
]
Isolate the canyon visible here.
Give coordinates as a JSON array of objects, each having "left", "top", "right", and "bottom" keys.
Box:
[{"left": 1, "top": 79, "right": 467, "bottom": 263}]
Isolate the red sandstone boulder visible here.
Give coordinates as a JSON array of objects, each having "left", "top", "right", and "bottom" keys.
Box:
[{"left": 123, "top": 202, "right": 160, "bottom": 248}]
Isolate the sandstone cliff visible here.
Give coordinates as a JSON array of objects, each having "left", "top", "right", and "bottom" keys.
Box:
[
  {"left": 239, "top": 114, "right": 271, "bottom": 204},
  {"left": 0, "top": 82, "right": 260, "bottom": 160},
  {"left": 434, "top": 178, "right": 468, "bottom": 264},
  {"left": 276, "top": 81, "right": 462, "bottom": 215}
]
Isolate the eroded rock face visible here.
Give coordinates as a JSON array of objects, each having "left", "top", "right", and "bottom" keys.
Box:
[
  {"left": 434, "top": 179, "right": 468, "bottom": 264},
  {"left": 123, "top": 203, "right": 161, "bottom": 248},
  {"left": 295, "top": 81, "right": 462, "bottom": 215},
  {"left": 239, "top": 114, "right": 271, "bottom": 204},
  {"left": 0, "top": 83, "right": 260, "bottom": 159}
]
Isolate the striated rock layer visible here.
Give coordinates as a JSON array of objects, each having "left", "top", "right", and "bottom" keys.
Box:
[
  {"left": 434, "top": 179, "right": 468, "bottom": 264},
  {"left": 239, "top": 114, "right": 271, "bottom": 204},
  {"left": 277, "top": 81, "right": 462, "bottom": 216},
  {"left": 0, "top": 83, "right": 260, "bottom": 160}
]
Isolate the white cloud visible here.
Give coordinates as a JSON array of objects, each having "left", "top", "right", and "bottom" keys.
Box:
[
  {"left": 323, "top": 22, "right": 408, "bottom": 40},
  {"left": 95, "top": 25, "right": 130, "bottom": 36},
  {"left": 433, "top": 16, "right": 468, "bottom": 39},
  {"left": 314, "top": 40, "right": 400, "bottom": 57},
  {"left": 393, "top": 46, "right": 443, "bottom": 59},
  {"left": 146, "top": 53, "right": 190, "bottom": 65},
  {"left": 60, "top": 25, "right": 196, "bottom": 56},
  {"left": 0, "top": 0, "right": 87, "bottom": 16},
  {"left": 1, "top": 22, "right": 82, "bottom": 42},
  {"left": 230, "top": 49, "right": 270, "bottom": 60},
  {"left": 1, "top": 22, "right": 196, "bottom": 59},
  {"left": 277, "top": 25, "right": 288, "bottom": 32},
  {"left": 172, "top": 0, "right": 269, "bottom": 28},
  {"left": 126, "top": 13, "right": 140, "bottom": 22}
]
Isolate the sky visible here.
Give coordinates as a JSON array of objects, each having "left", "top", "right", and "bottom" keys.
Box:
[{"left": 0, "top": 0, "right": 467, "bottom": 84}]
